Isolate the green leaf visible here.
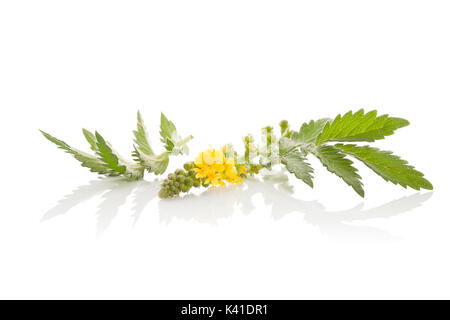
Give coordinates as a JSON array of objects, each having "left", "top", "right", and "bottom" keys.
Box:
[
  {"left": 316, "top": 109, "right": 409, "bottom": 144},
  {"left": 281, "top": 150, "right": 314, "bottom": 187},
  {"left": 292, "top": 118, "right": 330, "bottom": 144},
  {"left": 313, "top": 145, "right": 365, "bottom": 197},
  {"left": 94, "top": 131, "right": 127, "bottom": 175},
  {"left": 133, "top": 111, "right": 154, "bottom": 156},
  {"left": 160, "top": 112, "right": 193, "bottom": 154},
  {"left": 131, "top": 112, "right": 171, "bottom": 175},
  {"left": 278, "top": 137, "right": 299, "bottom": 156},
  {"left": 334, "top": 144, "right": 433, "bottom": 190},
  {"left": 132, "top": 149, "right": 169, "bottom": 175},
  {"left": 160, "top": 112, "right": 178, "bottom": 151},
  {"left": 82, "top": 128, "right": 98, "bottom": 152},
  {"left": 42, "top": 111, "right": 191, "bottom": 179},
  {"left": 40, "top": 130, "right": 113, "bottom": 176}
]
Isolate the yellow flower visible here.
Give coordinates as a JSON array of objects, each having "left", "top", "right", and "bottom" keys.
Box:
[
  {"left": 194, "top": 147, "right": 244, "bottom": 187},
  {"left": 237, "top": 165, "right": 248, "bottom": 176},
  {"left": 223, "top": 166, "right": 243, "bottom": 184},
  {"left": 195, "top": 149, "right": 224, "bottom": 165}
]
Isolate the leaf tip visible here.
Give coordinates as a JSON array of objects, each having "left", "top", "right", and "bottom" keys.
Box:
[
  {"left": 39, "top": 129, "right": 52, "bottom": 140},
  {"left": 422, "top": 179, "right": 434, "bottom": 190},
  {"left": 400, "top": 118, "right": 410, "bottom": 127},
  {"left": 94, "top": 131, "right": 104, "bottom": 142},
  {"left": 357, "top": 189, "right": 365, "bottom": 198}
]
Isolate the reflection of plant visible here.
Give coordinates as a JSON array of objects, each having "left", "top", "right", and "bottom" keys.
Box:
[
  {"left": 158, "top": 171, "right": 433, "bottom": 239},
  {"left": 160, "top": 110, "right": 433, "bottom": 198},
  {"left": 40, "top": 111, "right": 192, "bottom": 179},
  {"left": 42, "top": 178, "right": 159, "bottom": 235},
  {"left": 41, "top": 171, "right": 432, "bottom": 239}
]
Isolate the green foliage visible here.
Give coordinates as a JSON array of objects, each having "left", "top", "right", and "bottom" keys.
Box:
[
  {"left": 42, "top": 109, "right": 432, "bottom": 198},
  {"left": 40, "top": 130, "right": 114, "bottom": 176},
  {"left": 132, "top": 112, "right": 190, "bottom": 175},
  {"left": 274, "top": 109, "right": 431, "bottom": 197},
  {"left": 334, "top": 144, "right": 433, "bottom": 190},
  {"left": 291, "top": 118, "right": 330, "bottom": 144},
  {"left": 94, "top": 131, "right": 127, "bottom": 175},
  {"left": 41, "top": 111, "right": 192, "bottom": 180},
  {"left": 281, "top": 150, "right": 314, "bottom": 187},
  {"left": 159, "top": 112, "right": 177, "bottom": 151},
  {"left": 316, "top": 109, "right": 409, "bottom": 144},
  {"left": 278, "top": 137, "right": 299, "bottom": 156},
  {"left": 160, "top": 112, "right": 193, "bottom": 155},
  {"left": 133, "top": 111, "right": 154, "bottom": 156},
  {"left": 312, "top": 145, "right": 365, "bottom": 197},
  {"left": 82, "top": 129, "right": 98, "bottom": 152},
  {"left": 132, "top": 149, "right": 169, "bottom": 175}
]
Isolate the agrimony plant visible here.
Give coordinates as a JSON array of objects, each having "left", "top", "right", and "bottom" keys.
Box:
[
  {"left": 159, "top": 109, "right": 432, "bottom": 198},
  {"left": 41, "top": 109, "right": 433, "bottom": 198}
]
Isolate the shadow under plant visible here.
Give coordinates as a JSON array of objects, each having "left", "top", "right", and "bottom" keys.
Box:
[
  {"left": 42, "top": 172, "right": 432, "bottom": 240},
  {"left": 42, "top": 178, "right": 160, "bottom": 235}
]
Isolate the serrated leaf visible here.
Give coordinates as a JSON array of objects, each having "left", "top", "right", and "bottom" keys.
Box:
[
  {"left": 42, "top": 111, "right": 189, "bottom": 180},
  {"left": 133, "top": 111, "right": 154, "bottom": 156},
  {"left": 281, "top": 150, "right": 314, "bottom": 187},
  {"left": 292, "top": 118, "right": 330, "bottom": 144},
  {"left": 313, "top": 145, "right": 364, "bottom": 197},
  {"left": 94, "top": 131, "right": 127, "bottom": 175},
  {"left": 132, "top": 149, "right": 169, "bottom": 175},
  {"left": 278, "top": 137, "right": 299, "bottom": 156},
  {"left": 160, "top": 112, "right": 178, "bottom": 152},
  {"left": 334, "top": 144, "right": 433, "bottom": 190},
  {"left": 316, "top": 109, "right": 409, "bottom": 144},
  {"left": 40, "top": 130, "right": 114, "bottom": 176},
  {"left": 160, "top": 112, "right": 192, "bottom": 154},
  {"left": 82, "top": 128, "right": 98, "bottom": 152}
]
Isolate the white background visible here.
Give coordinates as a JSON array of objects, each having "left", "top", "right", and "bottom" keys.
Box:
[{"left": 0, "top": 0, "right": 449, "bottom": 299}]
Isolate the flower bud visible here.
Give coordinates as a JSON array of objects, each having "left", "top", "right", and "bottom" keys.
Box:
[
  {"left": 188, "top": 170, "right": 196, "bottom": 177},
  {"left": 279, "top": 120, "right": 289, "bottom": 128},
  {"left": 244, "top": 134, "right": 254, "bottom": 144},
  {"left": 180, "top": 184, "right": 189, "bottom": 193},
  {"left": 263, "top": 126, "right": 273, "bottom": 133},
  {"left": 201, "top": 179, "right": 209, "bottom": 187},
  {"left": 185, "top": 177, "right": 193, "bottom": 187}
]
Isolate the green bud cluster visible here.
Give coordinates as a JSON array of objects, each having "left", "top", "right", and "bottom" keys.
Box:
[{"left": 158, "top": 162, "right": 201, "bottom": 198}]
